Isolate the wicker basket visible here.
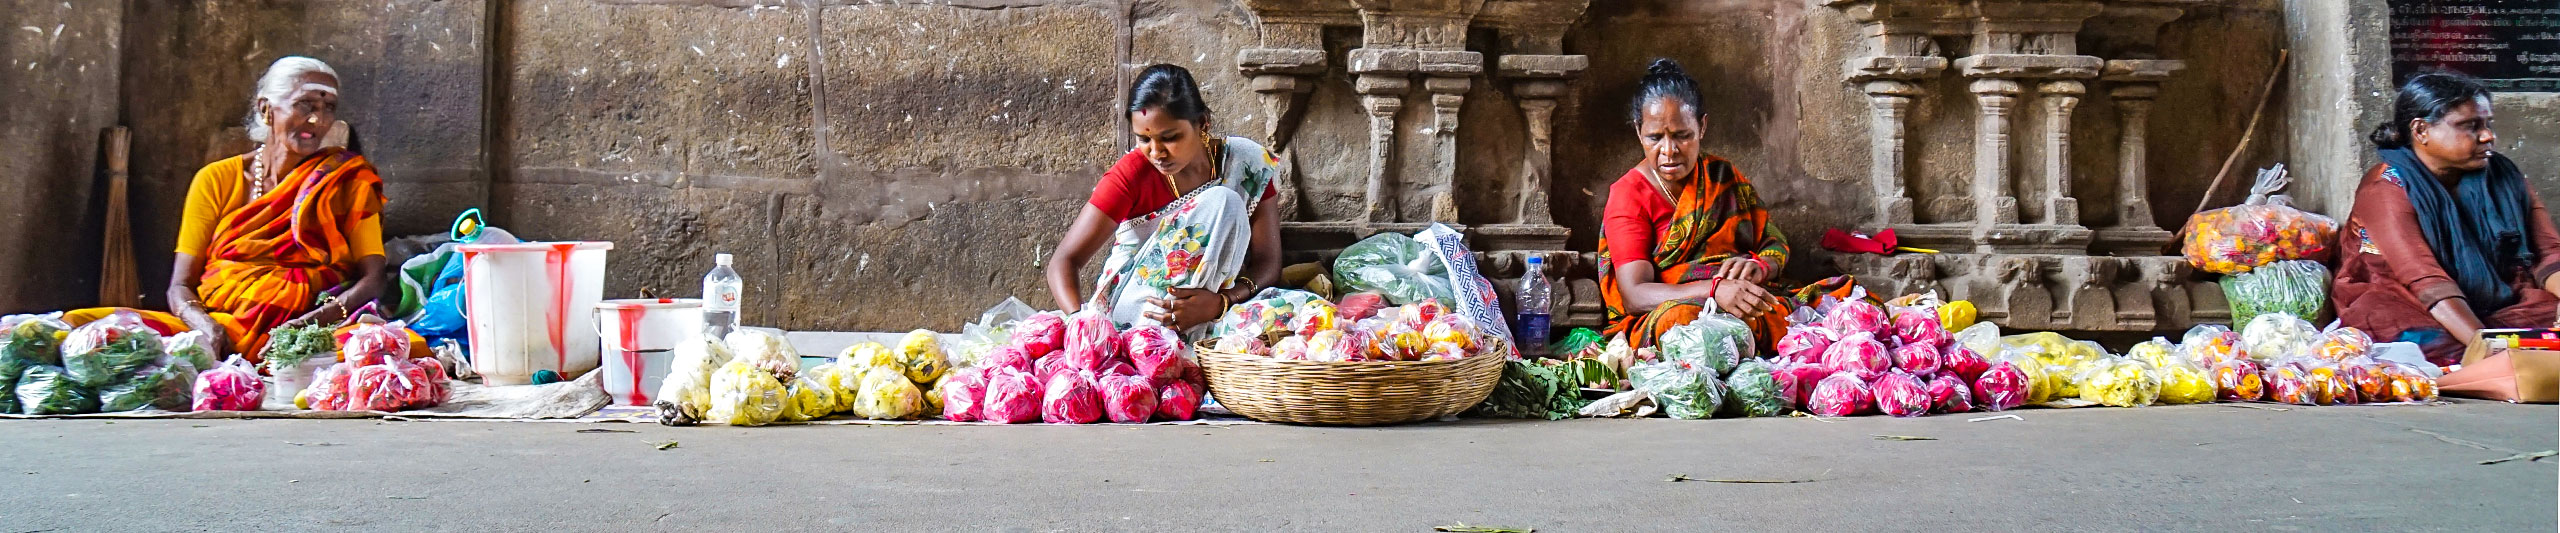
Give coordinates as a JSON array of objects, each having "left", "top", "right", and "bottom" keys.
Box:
[{"left": 1194, "top": 342, "right": 1507, "bottom": 426}]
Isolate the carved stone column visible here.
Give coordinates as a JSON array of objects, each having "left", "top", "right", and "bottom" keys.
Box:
[
  {"left": 1350, "top": 48, "right": 1415, "bottom": 224},
  {"left": 2035, "top": 80, "right": 2084, "bottom": 226},
  {"left": 1497, "top": 54, "right": 1586, "bottom": 227},
  {"left": 1966, "top": 78, "right": 2023, "bottom": 229},
  {"left": 1862, "top": 79, "right": 1924, "bottom": 225},
  {"left": 1420, "top": 51, "right": 1483, "bottom": 223},
  {"left": 2093, "top": 59, "right": 2183, "bottom": 253}
]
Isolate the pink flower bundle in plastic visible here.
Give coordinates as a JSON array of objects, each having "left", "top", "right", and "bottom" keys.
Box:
[
  {"left": 1807, "top": 372, "right": 1873, "bottom": 417},
  {"left": 411, "top": 357, "right": 451, "bottom": 407},
  {"left": 979, "top": 368, "right": 1043, "bottom": 424},
  {"left": 1872, "top": 370, "right": 1930, "bottom": 418},
  {"left": 1009, "top": 312, "right": 1068, "bottom": 356},
  {"left": 1824, "top": 332, "right": 1890, "bottom": 380},
  {"left": 1041, "top": 370, "right": 1105, "bottom": 424},
  {"left": 940, "top": 368, "right": 987, "bottom": 422},
  {"left": 1155, "top": 380, "right": 1202, "bottom": 421},
  {"left": 1774, "top": 325, "right": 1836, "bottom": 365},
  {"left": 1097, "top": 374, "right": 1159, "bottom": 424},
  {"left": 1971, "top": 361, "right": 2030, "bottom": 412},
  {"left": 1927, "top": 372, "right": 1974, "bottom": 414},
  {"left": 1821, "top": 299, "right": 1887, "bottom": 335},
  {"left": 1122, "top": 324, "right": 1184, "bottom": 369},
  {"left": 1772, "top": 361, "right": 1834, "bottom": 410},
  {"left": 981, "top": 344, "right": 1036, "bottom": 375},
  {"left": 1891, "top": 341, "right": 1943, "bottom": 375},
  {"left": 1941, "top": 344, "right": 1991, "bottom": 383},
  {"left": 1063, "top": 310, "right": 1118, "bottom": 370},
  {"left": 1033, "top": 351, "right": 1069, "bottom": 384},
  {"left": 192, "top": 356, "right": 265, "bottom": 411},
  {"left": 1890, "top": 311, "right": 1950, "bottom": 348}
]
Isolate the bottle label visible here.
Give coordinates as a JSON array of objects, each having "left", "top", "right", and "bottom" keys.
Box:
[{"left": 704, "top": 285, "right": 740, "bottom": 312}]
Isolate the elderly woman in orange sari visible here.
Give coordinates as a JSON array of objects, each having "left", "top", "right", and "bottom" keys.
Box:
[
  {"left": 69, "top": 56, "right": 389, "bottom": 361},
  {"left": 1598, "top": 59, "right": 1793, "bottom": 351}
]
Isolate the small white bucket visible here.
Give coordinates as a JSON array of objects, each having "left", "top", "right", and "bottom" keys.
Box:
[
  {"left": 459, "top": 241, "right": 613, "bottom": 386},
  {"left": 595, "top": 298, "right": 703, "bottom": 406}
]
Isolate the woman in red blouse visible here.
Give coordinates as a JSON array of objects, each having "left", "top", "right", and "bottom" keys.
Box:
[
  {"left": 1043, "top": 64, "right": 1284, "bottom": 332},
  {"left": 2333, "top": 71, "right": 2560, "bottom": 366},
  {"left": 1597, "top": 60, "right": 1793, "bottom": 350}
]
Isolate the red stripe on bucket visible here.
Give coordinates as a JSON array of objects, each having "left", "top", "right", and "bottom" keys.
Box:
[
  {"left": 616, "top": 305, "right": 648, "bottom": 405},
  {"left": 545, "top": 243, "right": 573, "bottom": 376}
]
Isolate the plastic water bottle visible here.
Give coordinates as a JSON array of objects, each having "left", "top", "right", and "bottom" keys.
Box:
[
  {"left": 702, "top": 253, "right": 742, "bottom": 340},
  {"left": 1515, "top": 256, "right": 1553, "bottom": 358}
]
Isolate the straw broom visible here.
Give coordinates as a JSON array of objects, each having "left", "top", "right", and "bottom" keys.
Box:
[{"left": 97, "top": 126, "right": 138, "bottom": 307}]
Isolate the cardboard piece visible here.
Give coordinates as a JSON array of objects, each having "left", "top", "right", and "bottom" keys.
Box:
[{"left": 2442, "top": 329, "right": 2560, "bottom": 403}]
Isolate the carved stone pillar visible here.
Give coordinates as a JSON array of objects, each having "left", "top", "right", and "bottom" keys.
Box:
[
  {"left": 1419, "top": 50, "right": 1483, "bottom": 223},
  {"left": 1862, "top": 79, "right": 1925, "bottom": 225},
  {"left": 2094, "top": 59, "right": 2184, "bottom": 252},
  {"left": 2036, "top": 80, "right": 2084, "bottom": 226},
  {"left": 1966, "top": 78, "right": 2023, "bottom": 229},
  {"left": 1497, "top": 54, "right": 1586, "bottom": 227}
]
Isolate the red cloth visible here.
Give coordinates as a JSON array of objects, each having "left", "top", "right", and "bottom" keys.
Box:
[
  {"left": 1601, "top": 168, "right": 1674, "bottom": 270},
  {"left": 1088, "top": 148, "right": 1278, "bottom": 223}
]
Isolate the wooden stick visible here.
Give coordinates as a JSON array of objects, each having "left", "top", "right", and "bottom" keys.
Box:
[
  {"left": 2192, "top": 49, "right": 2290, "bottom": 216},
  {"left": 98, "top": 126, "right": 138, "bottom": 307}
]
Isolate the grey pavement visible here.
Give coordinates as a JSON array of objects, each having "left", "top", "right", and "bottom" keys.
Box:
[{"left": 1, "top": 401, "right": 2553, "bottom": 532}]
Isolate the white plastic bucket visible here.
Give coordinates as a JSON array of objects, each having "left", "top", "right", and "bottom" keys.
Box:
[
  {"left": 594, "top": 298, "right": 702, "bottom": 406},
  {"left": 459, "top": 241, "right": 613, "bottom": 386}
]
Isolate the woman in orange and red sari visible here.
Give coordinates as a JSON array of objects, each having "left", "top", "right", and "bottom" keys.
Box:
[
  {"left": 1598, "top": 59, "right": 1792, "bottom": 350},
  {"left": 69, "top": 56, "right": 389, "bottom": 361}
]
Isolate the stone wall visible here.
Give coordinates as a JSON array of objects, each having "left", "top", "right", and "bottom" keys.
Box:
[
  {"left": 4, "top": 0, "right": 2330, "bottom": 332},
  {"left": 0, "top": 0, "right": 120, "bottom": 312}
]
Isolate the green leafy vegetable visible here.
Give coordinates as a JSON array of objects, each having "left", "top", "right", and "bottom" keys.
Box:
[
  {"left": 1471, "top": 360, "right": 1591, "bottom": 420},
  {"left": 262, "top": 324, "right": 337, "bottom": 371}
]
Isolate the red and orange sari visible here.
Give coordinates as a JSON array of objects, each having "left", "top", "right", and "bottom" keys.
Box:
[
  {"left": 71, "top": 148, "right": 384, "bottom": 361},
  {"left": 1598, "top": 157, "right": 1793, "bottom": 350}
]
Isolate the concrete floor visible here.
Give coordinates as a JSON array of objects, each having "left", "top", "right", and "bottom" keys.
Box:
[{"left": 0, "top": 401, "right": 2552, "bottom": 531}]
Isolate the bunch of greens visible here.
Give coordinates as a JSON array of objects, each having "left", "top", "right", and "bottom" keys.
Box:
[
  {"left": 1471, "top": 360, "right": 1591, "bottom": 420},
  {"left": 261, "top": 324, "right": 338, "bottom": 372}
]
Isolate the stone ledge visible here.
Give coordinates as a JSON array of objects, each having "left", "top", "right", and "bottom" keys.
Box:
[{"left": 1956, "top": 54, "right": 2104, "bottom": 79}]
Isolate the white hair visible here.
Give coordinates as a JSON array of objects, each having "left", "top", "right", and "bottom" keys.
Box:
[{"left": 243, "top": 56, "right": 339, "bottom": 142}]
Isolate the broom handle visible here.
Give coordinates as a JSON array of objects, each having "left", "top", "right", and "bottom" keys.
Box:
[{"left": 2192, "top": 49, "right": 2289, "bottom": 217}]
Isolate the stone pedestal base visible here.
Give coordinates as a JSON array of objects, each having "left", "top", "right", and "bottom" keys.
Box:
[{"left": 1830, "top": 252, "right": 2225, "bottom": 333}]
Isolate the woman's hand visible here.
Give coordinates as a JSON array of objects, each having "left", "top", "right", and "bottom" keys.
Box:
[
  {"left": 1144, "top": 288, "right": 1225, "bottom": 330},
  {"left": 281, "top": 301, "right": 347, "bottom": 330},
  {"left": 1711, "top": 257, "right": 1766, "bottom": 283},
  {"left": 1711, "top": 281, "right": 1783, "bottom": 318}
]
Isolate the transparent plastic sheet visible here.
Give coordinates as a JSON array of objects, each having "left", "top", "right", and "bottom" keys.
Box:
[
  {"left": 1720, "top": 359, "right": 1786, "bottom": 418},
  {"left": 193, "top": 355, "right": 265, "bottom": 412},
  {"left": 2181, "top": 164, "right": 2339, "bottom": 274},
  {"left": 1630, "top": 360, "right": 1723, "bottom": 420},
  {"left": 1952, "top": 321, "right": 2002, "bottom": 363},
  {"left": 1332, "top": 231, "right": 1454, "bottom": 306},
  {"left": 164, "top": 331, "right": 218, "bottom": 373},
  {"left": 1213, "top": 288, "right": 1322, "bottom": 340},
  {"left": 959, "top": 297, "right": 1040, "bottom": 366},
  {"left": 2222, "top": 260, "right": 2330, "bottom": 327}
]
